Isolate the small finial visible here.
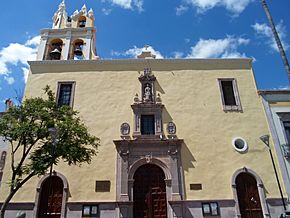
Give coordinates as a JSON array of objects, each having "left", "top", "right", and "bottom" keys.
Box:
[
  {"left": 88, "top": 8, "right": 94, "bottom": 19},
  {"left": 59, "top": 0, "right": 65, "bottom": 9},
  {"left": 134, "top": 93, "right": 139, "bottom": 104},
  {"left": 156, "top": 93, "right": 162, "bottom": 104},
  {"left": 81, "top": 4, "right": 87, "bottom": 13},
  {"left": 144, "top": 45, "right": 149, "bottom": 50}
]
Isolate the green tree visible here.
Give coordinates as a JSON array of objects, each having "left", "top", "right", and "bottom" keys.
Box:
[{"left": 0, "top": 86, "right": 99, "bottom": 218}]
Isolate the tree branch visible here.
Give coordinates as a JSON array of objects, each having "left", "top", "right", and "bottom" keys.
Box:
[
  {"left": 14, "top": 137, "right": 40, "bottom": 179},
  {"left": 13, "top": 135, "right": 23, "bottom": 154}
]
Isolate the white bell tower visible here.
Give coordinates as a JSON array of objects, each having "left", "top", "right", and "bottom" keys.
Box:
[
  {"left": 52, "top": 0, "right": 67, "bottom": 29},
  {"left": 36, "top": 1, "right": 99, "bottom": 61}
]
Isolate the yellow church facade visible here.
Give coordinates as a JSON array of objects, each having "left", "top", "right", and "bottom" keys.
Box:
[{"left": 0, "top": 1, "right": 287, "bottom": 218}]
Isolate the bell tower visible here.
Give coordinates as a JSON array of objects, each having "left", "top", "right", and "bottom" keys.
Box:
[
  {"left": 52, "top": 0, "right": 67, "bottom": 29},
  {"left": 36, "top": 1, "right": 98, "bottom": 61}
]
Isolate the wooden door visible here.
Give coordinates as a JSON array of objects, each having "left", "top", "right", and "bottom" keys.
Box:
[
  {"left": 133, "top": 164, "right": 167, "bottom": 218},
  {"left": 236, "top": 173, "right": 263, "bottom": 218},
  {"left": 38, "top": 176, "right": 64, "bottom": 218}
]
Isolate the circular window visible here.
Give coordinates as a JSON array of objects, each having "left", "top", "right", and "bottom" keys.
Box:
[{"left": 232, "top": 137, "right": 248, "bottom": 152}]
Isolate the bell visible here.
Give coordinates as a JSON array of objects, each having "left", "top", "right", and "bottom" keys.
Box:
[
  {"left": 50, "top": 48, "right": 61, "bottom": 60},
  {"left": 74, "top": 47, "right": 83, "bottom": 56},
  {"left": 79, "top": 20, "right": 86, "bottom": 27}
]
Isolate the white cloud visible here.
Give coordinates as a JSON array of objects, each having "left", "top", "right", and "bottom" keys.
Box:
[
  {"left": 107, "top": 0, "right": 143, "bottom": 12},
  {"left": 25, "top": 35, "right": 41, "bottom": 47},
  {"left": 0, "top": 35, "right": 39, "bottom": 76},
  {"left": 180, "top": 0, "right": 253, "bottom": 15},
  {"left": 176, "top": 5, "right": 189, "bottom": 15},
  {"left": 102, "top": 8, "right": 112, "bottom": 15},
  {"left": 112, "top": 45, "right": 164, "bottom": 59},
  {"left": 112, "top": 0, "right": 131, "bottom": 9},
  {"left": 133, "top": 0, "right": 143, "bottom": 12},
  {"left": 4, "top": 76, "right": 15, "bottom": 85},
  {"left": 278, "top": 86, "right": 290, "bottom": 90},
  {"left": 252, "top": 21, "right": 289, "bottom": 52},
  {"left": 186, "top": 36, "right": 249, "bottom": 58},
  {"left": 172, "top": 51, "right": 184, "bottom": 58},
  {"left": 22, "top": 67, "right": 29, "bottom": 83}
]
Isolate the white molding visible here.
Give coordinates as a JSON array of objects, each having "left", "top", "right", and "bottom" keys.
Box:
[
  {"left": 29, "top": 59, "right": 253, "bottom": 74},
  {"left": 232, "top": 137, "right": 248, "bottom": 152}
]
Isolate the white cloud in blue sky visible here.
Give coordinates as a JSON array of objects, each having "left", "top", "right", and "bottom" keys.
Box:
[
  {"left": 176, "top": 5, "right": 189, "bottom": 16},
  {"left": 178, "top": 0, "right": 253, "bottom": 15},
  {"left": 173, "top": 52, "right": 184, "bottom": 59},
  {"left": 105, "top": 0, "right": 143, "bottom": 12},
  {"left": 111, "top": 45, "right": 164, "bottom": 59},
  {"left": 186, "top": 36, "right": 250, "bottom": 58},
  {"left": 102, "top": 8, "right": 112, "bottom": 15},
  {"left": 252, "top": 21, "right": 289, "bottom": 52},
  {"left": 4, "top": 76, "right": 15, "bottom": 85},
  {"left": 0, "top": 36, "right": 40, "bottom": 84},
  {"left": 112, "top": 36, "right": 249, "bottom": 59},
  {"left": 21, "top": 67, "right": 30, "bottom": 83}
]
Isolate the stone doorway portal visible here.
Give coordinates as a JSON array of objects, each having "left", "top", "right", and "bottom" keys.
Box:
[
  {"left": 236, "top": 173, "right": 263, "bottom": 218},
  {"left": 133, "top": 164, "right": 167, "bottom": 218}
]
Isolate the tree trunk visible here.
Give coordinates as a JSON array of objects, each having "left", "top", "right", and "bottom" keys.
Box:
[
  {"left": 0, "top": 173, "right": 35, "bottom": 218},
  {"left": 0, "top": 189, "right": 18, "bottom": 218},
  {"left": 261, "top": 0, "right": 290, "bottom": 81}
]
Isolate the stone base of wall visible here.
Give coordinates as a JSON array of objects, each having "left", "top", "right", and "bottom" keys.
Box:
[{"left": 0, "top": 198, "right": 285, "bottom": 218}]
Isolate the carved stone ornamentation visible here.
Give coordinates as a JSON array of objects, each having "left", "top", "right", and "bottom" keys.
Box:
[
  {"left": 168, "top": 148, "right": 178, "bottom": 155},
  {"left": 156, "top": 93, "right": 162, "bottom": 104},
  {"left": 134, "top": 93, "right": 140, "bottom": 104},
  {"left": 145, "top": 154, "right": 153, "bottom": 163},
  {"left": 120, "top": 123, "right": 130, "bottom": 136},
  {"left": 167, "top": 122, "right": 176, "bottom": 135},
  {"left": 119, "top": 149, "right": 130, "bottom": 156},
  {"left": 143, "top": 84, "right": 152, "bottom": 102}
]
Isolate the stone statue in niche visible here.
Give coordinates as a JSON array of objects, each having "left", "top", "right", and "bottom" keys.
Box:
[{"left": 144, "top": 84, "right": 152, "bottom": 102}]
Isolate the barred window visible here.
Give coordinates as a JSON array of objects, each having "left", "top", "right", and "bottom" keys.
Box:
[{"left": 57, "top": 82, "right": 75, "bottom": 107}]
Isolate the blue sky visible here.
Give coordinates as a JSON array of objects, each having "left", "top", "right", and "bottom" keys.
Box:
[{"left": 0, "top": 0, "right": 289, "bottom": 111}]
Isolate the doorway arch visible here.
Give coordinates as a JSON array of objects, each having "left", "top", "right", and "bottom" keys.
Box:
[
  {"left": 232, "top": 168, "right": 269, "bottom": 218},
  {"left": 37, "top": 175, "right": 65, "bottom": 218},
  {"left": 133, "top": 164, "right": 167, "bottom": 218},
  {"left": 236, "top": 173, "right": 263, "bottom": 218}
]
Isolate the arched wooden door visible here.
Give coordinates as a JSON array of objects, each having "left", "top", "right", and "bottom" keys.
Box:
[
  {"left": 236, "top": 173, "right": 263, "bottom": 218},
  {"left": 133, "top": 164, "right": 167, "bottom": 218},
  {"left": 38, "top": 176, "right": 64, "bottom": 218}
]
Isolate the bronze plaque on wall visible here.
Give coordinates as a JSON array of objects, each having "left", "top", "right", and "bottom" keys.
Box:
[{"left": 95, "top": 180, "right": 111, "bottom": 192}]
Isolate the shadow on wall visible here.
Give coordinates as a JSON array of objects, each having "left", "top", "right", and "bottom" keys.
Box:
[
  {"left": 181, "top": 141, "right": 196, "bottom": 171},
  {"left": 162, "top": 108, "right": 196, "bottom": 172},
  {"left": 155, "top": 80, "right": 165, "bottom": 94},
  {"left": 163, "top": 107, "right": 173, "bottom": 123}
]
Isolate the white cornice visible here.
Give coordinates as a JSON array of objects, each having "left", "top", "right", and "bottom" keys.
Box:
[
  {"left": 28, "top": 58, "right": 253, "bottom": 74},
  {"left": 41, "top": 27, "right": 95, "bottom": 34}
]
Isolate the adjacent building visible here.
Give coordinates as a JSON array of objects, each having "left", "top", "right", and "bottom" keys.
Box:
[
  {"left": 259, "top": 90, "right": 290, "bottom": 204},
  {"left": 0, "top": 1, "right": 287, "bottom": 218}
]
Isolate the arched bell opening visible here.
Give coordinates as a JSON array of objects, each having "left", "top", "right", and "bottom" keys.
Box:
[
  {"left": 78, "top": 16, "right": 86, "bottom": 28},
  {"left": 46, "top": 39, "right": 63, "bottom": 60},
  {"left": 133, "top": 164, "right": 167, "bottom": 218},
  {"left": 71, "top": 39, "right": 84, "bottom": 60}
]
